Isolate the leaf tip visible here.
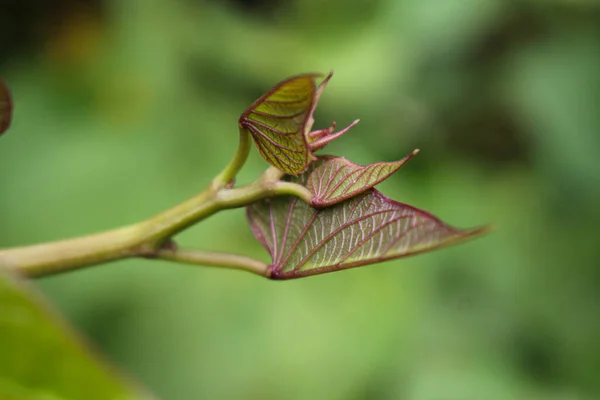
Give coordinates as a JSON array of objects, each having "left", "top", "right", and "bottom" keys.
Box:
[
  {"left": 318, "top": 70, "right": 334, "bottom": 91},
  {"left": 470, "top": 224, "right": 494, "bottom": 236},
  {"left": 446, "top": 224, "right": 492, "bottom": 247}
]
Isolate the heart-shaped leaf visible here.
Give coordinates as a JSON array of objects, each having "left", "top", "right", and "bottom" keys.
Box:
[
  {"left": 306, "top": 150, "right": 419, "bottom": 207},
  {"left": 247, "top": 189, "right": 487, "bottom": 280},
  {"left": 0, "top": 270, "right": 156, "bottom": 399},
  {"left": 0, "top": 78, "right": 12, "bottom": 135},
  {"left": 239, "top": 74, "right": 321, "bottom": 175}
]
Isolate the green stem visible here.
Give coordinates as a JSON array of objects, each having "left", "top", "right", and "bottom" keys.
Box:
[
  {"left": 0, "top": 166, "right": 312, "bottom": 277},
  {"left": 258, "top": 181, "right": 312, "bottom": 203},
  {"left": 0, "top": 224, "right": 144, "bottom": 277},
  {"left": 137, "top": 174, "right": 311, "bottom": 245},
  {"left": 213, "top": 126, "right": 252, "bottom": 187},
  {"left": 154, "top": 248, "right": 269, "bottom": 277}
]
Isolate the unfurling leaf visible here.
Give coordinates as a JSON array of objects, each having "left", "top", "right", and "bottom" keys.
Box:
[
  {"left": 247, "top": 189, "right": 487, "bottom": 280},
  {"left": 0, "top": 78, "right": 12, "bottom": 135},
  {"left": 303, "top": 71, "right": 332, "bottom": 136},
  {"left": 306, "top": 150, "right": 419, "bottom": 207},
  {"left": 307, "top": 119, "right": 360, "bottom": 152},
  {"left": 239, "top": 74, "right": 320, "bottom": 175},
  {"left": 304, "top": 71, "right": 359, "bottom": 151}
]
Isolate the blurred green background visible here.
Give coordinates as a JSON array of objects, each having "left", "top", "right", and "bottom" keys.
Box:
[{"left": 1, "top": 0, "right": 599, "bottom": 399}]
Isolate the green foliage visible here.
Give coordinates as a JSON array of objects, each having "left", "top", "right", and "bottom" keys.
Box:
[
  {"left": 0, "top": 65, "right": 484, "bottom": 277},
  {"left": 0, "top": 61, "right": 485, "bottom": 397},
  {"left": 0, "top": 66, "right": 486, "bottom": 400},
  {"left": 0, "top": 0, "right": 598, "bottom": 399},
  {"left": 0, "top": 270, "right": 153, "bottom": 400}
]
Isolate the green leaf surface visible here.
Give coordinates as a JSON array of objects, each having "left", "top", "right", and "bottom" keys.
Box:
[
  {"left": 0, "top": 78, "right": 12, "bottom": 135},
  {"left": 306, "top": 151, "right": 419, "bottom": 207},
  {"left": 0, "top": 270, "right": 156, "bottom": 400},
  {"left": 247, "top": 184, "right": 487, "bottom": 280},
  {"left": 239, "top": 74, "right": 320, "bottom": 175}
]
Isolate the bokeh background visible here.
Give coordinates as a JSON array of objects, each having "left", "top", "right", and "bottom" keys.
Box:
[{"left": 1, "top": 0, "right": 599, "bottom": 399}]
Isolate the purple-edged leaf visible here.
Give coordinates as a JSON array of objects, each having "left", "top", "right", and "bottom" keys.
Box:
[
  {"left": 247, "top": 189, "right": 487, "bottom": 280},
  {"left": 306, "top": 150, "right": 419, "bottom": 207},
  {"left": 239, "top": 74, "right": 320, "bottom": 175},
  {"left": 0, "top": 78, "right": 12, "bottom": 135}
]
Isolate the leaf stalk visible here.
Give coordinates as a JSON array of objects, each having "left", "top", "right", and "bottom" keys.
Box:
[{"left": 154, "top": 248, "right": 270, "bottom": 277}]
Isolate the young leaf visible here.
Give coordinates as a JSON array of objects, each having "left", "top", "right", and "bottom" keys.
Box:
[
  {"left": 0, "top": 78, "right": 12, "bottom": 135},
  {"left": 0, "top": 270, "right": 156, "bottom": 399},
  {"left": 303, "top": 71, "right": 332, "bottom": 137},
  {"left": 306, "top": 119, "right": 360, "bottom": 152},
  {"left": 239, "top": 74, "right": 320, "bottom": 175},
  {"left": 304, "top": 72, "right": 360, "bottom": 151},
  {"left": 247, "top": 189, "right": 487, "bottom": 280},
  {"left": 306, "top": 150, "right": 419, "bottom": 207}
]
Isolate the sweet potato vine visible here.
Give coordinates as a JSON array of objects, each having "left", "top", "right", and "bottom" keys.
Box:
[{"left": 0, "top": 73, "right": 488, "bottom": 279}]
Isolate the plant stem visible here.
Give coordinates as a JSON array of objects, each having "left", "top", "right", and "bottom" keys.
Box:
[
  {"left": 154, "top": 248, "right": 269, "bottom": 277},
  {"left": 213, "top": 126, "right": 251, "bottom": 187},
  {"left": 137, "top": 175, "right": 311, "bottom": 246},
  {"left": 0, "top": 224, "right": 144, "bottom": 277},
  {"left": 0, "top": 166, "right": 312, "bottom": 277}
]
